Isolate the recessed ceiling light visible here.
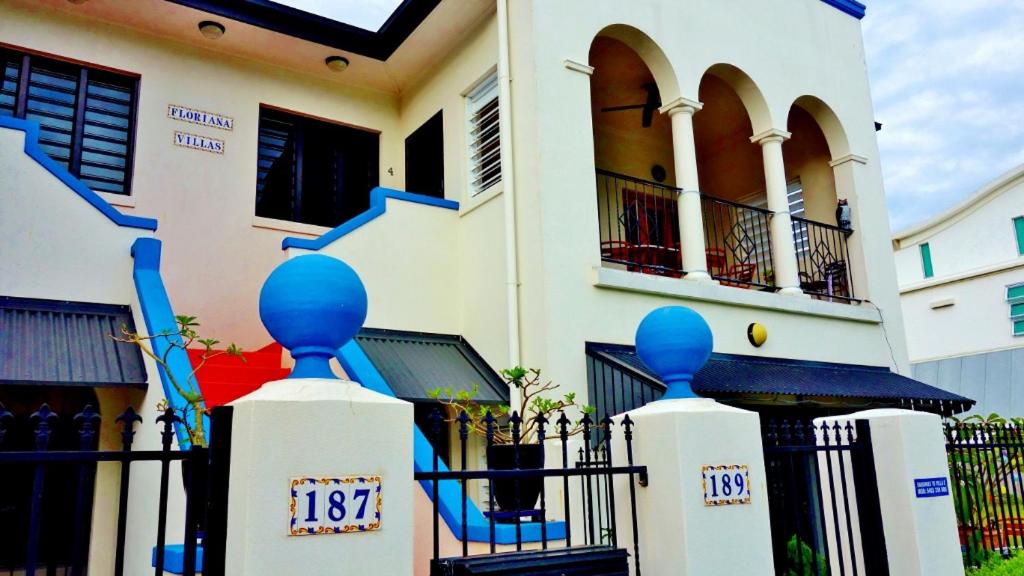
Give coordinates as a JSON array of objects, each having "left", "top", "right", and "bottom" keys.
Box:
[
  {"left": 325, "top": 56, "right": 350, "bottom": 73},
  {"left": 198, "top": 21, "right": 226, "bottom": 40}
]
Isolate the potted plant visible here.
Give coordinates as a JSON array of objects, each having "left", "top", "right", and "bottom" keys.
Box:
[
  {"left": 429, "top": 367, "right": 595, "bottom": 514},
  {"left": 114, "top": 314, "right": 243, "bottom": 449}
]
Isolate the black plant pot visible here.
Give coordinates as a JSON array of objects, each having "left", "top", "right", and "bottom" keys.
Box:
[
  {"left": 180, "top": 449, "right": 208, "bottom": 534},
  {"left": 487, "top": 444, "right": 544, "bottom": 513}
]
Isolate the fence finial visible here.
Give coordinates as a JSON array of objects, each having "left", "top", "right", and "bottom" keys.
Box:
[
  {"left": 635, "top": 306, "right": 713, "bottom": 399},
  {"left": 259, "top": 254, "right": 368, "bottom": 379}
]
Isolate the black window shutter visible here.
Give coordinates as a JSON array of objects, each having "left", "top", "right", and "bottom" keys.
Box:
[
  {"left": 3, "top": 50, "right": 137, "bottom": 195},
  {"left": 405, "top": 110, "right": 444, "bottom": 198},
  {"left": 255, "top": 106, "right": 378, "bottom": 228}
]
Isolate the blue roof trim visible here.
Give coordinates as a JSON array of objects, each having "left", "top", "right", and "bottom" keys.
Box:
[
  {"left": 819, "top": 0, "right": 866, "bottom": 19},
  {"left": 0, "top": 116, "right": 158, "bottom": 231},
  {"left": 132, "top": 238, "right": 208, "bottom": 446},
  {"left": 336, "top": 340, "right": 565, "bottom": 544},
  {"left": 282, "top": 187, "right": 459, "bottom": 251}
]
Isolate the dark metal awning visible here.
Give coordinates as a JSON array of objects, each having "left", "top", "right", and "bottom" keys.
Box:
[
  {"left": 587, "top": 342, "right": 975, "bottom": 415},
  {"left": 0, "top": 296, "right": 147, "bottom": 389},
  {"left": 355, "top": 328, "right": 509, "bottom": 404}
]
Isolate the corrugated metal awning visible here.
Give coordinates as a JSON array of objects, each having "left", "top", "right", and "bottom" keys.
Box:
[
  {"left": 0, "top": 296, "right": 147, "bottom": 389},
  {"left": 587, "top": 342, "right": 975, "bottom": 415},
  {"left": 355, "top": 328, "right": 509, "bottom": 404}
]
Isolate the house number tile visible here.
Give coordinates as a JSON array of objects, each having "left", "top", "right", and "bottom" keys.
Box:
[
  {"left": 702, "top": 464, "right": 751, "bottom": 506},
  {"left": 289, "top": 475, "right": 382, "bottom": 535}
]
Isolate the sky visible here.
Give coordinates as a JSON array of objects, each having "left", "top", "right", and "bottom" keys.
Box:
[
  {"left": 276, "top": 0, "right": 1023, "bottom": 232},
  {"left": 862, "top": 0, "right": 1024, "bottom": 232}
]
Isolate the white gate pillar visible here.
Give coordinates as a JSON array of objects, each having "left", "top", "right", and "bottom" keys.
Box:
[
  {"left": 223, "top": 255, "right": 414, "bottom": 576},
  {"left": 845, "top": 409, "right": 964, "bottom": 576},
  {"left": 612, "top": 306, "right": 774, "bottom": 576}
]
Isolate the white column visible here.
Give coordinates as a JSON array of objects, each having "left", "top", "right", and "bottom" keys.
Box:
[
  {"left": 843, "top": 409, "right": 964, "bottom": 576},
  {"left": 662, "top": 97, "right": 712, "bottom": 281},
  {"left": 751, "top": 129, "right": 803, "bottom": 295}
]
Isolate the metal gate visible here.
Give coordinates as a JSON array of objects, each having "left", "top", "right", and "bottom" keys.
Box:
[
  {"left": 761, "top": 419, "right": 888, "bottom": 576},
  {"left": 0, "top": 401, "right": 232, "bottom": 576},
  {"left": 415, "top": 409, "right": 647, "bottom": 575},
  {"left": 945, "top": 420, "right": 1024, "bottom": 569}
]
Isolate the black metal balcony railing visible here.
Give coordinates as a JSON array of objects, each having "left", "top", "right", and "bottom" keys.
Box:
[
  {"left": 595, "top": 169, "right": 683, "bottom": 277},
  {"left": 791, "top": 216, "right": 855, "bottom": 301},
  {"left": 700, "top": 196, "right": 775, "bottom": 290},
  {"left": 594, "top": 169, "right": 856, "bottom": 301}
]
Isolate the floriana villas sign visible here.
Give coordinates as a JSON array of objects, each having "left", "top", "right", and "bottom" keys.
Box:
[
  {"left": 174, "top": 130, "right": 224, "bottom": 154},
  {"left": 167, "top": 104, "right": 234, "bottom": 131}
]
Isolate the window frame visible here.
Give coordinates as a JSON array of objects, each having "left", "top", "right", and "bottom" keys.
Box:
[
  {"left": 1014, "top": 216, "right": 1024, "bottom": 256},
  {"left": 254, "top": 105, "right": 380, "bottom": 228},
  {"left": 0, "top": 44, "right": 140, "bottom": 196},
  {"left": 1010, "top": 283, "right": 1024, "bottom": 337},
  {"left": 465, "top": 72, "right": 500, "bottom": 198},
  {"left": 920, "top": 242, "right": 934, "bottom": 279}
]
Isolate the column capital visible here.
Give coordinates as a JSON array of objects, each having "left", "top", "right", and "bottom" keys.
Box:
[
  {"left": 829, "top": 153, "right": 869, "bottom": 167},
  {"left": 659, "top": 96, "right": 703, "bottom": 116},
  {"left": 750, "top": 128, "right": 792, "bottom": 145}
]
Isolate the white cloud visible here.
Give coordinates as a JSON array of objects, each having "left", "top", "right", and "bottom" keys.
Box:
[{"left": 864, "top": 0, "right": 1024, "bottom": 231}]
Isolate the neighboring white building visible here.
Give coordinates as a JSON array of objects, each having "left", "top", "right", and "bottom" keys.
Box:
[{"left": 893, "top": 165, "right": 1024, "bottom": 416}]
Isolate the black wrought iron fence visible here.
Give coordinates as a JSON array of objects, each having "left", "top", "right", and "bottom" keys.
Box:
[
  {"left": 595, "top": 168, "right": 683, "bottom": 277},
  {"left": 416, "top": 409, "right": 647, "bottom": 575},
  {"left": 791, "top": 217, "right": 855, "bottom": 301},
  {"left": 0, "top": 402, "right": 231, "bottom": 576},
  {"left": 761, "top": 419, "right": 887, "bottom": 576},
  {"left": 944, "top": 421, "right": 1024, "bottom": 569},
  {"left": 701, "top": 195, "right": 776, "bottom": 289}
]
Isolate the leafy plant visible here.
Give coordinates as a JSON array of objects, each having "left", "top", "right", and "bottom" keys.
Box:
[
  {"left": 968, "top": 550, "right": 1024, "bottom": 575},
  {"left": 428, "top": 366, "right": 596, "bottom": 445},
  {"left": 114, "top": 315, "right": 243, "bottom": 447},
  {"left": 784, "top": 534, "right": 828, "bottom": 576},
  {"left": 947, "top": 412, "right": 1024, "bottom": 562}
]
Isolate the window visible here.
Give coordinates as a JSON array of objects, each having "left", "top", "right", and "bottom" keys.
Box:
[
  {"left": 1, "top": 48, "right": 138, "bottom": 195},
  {"left": 1010, "top": 283, "right": 1024, "bottom": 337},
  {"left": 1014, "top": 216, "right": 1024, "bottom": 256},
  {"left": 787, "top": 178, "right": 808, "bottom": 254},
  {"left": 405, "top": 110, "right": 443, "bottom": 198},
  {"left": 466, "top": 74, "right": 500, "bottom": 196},
  {"left": 920, "top": 242, "right": 934, "bottom": 279},
  {"left": 256, "top": 107, "right": 379, "bottom": 227}
]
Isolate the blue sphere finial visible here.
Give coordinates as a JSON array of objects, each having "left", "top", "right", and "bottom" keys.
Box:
[
  {"left": 259, "top": 255, "right": 368, "bottom": 379},
  {"left": 635, "top": 306, "right": 713, "bottom": 400}
]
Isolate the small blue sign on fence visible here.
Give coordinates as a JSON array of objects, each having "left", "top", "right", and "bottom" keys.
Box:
[{"left": 914, "top": 477, "right": 949, "bottom": 498}]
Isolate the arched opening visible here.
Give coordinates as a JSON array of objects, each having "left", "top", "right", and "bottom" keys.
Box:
[
  {"left": 784, "top": 97, "right": 855, "bottom": 300},
  {"left": 693, "top": 67, "right": 774, "bottom": 288},
  {"left": 590, "top": 31, "right": 682, "bottom": 276}
]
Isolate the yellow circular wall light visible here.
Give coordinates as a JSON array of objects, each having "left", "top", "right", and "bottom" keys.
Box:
[{"left": 747, "top": 322, "right": 767, "bottom": 347}]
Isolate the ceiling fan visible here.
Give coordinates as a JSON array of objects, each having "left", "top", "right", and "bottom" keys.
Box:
[{"left": 600, "top": 83, "right": 662, "bottom": 128}]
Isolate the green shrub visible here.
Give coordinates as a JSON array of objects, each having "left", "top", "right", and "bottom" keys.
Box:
[
  {"left": 785, "top": 535, "right": 828, "bottom": 576},
  {"left": 969, "top": 551, "right": 1024, "bottom": 575}
]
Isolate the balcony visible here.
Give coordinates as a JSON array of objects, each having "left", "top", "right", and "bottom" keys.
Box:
[{"left": 596, "top": 169, "right": 855, "bottom": 301}]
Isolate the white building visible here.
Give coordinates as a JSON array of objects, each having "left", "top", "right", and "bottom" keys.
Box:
[
  {"left": 894, "top": 165, "right": 1024, "bottom": 416},
  {"left": 0, "top": 0, "right": 971, "bottom": 573}
]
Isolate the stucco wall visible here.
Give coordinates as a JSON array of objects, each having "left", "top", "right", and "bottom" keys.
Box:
[
  {"left": 506, "top": 0, "right": 909, "bottom": 402},
  {"left": 894, "top": 168, "right": 1024, "bottom": 362},
  {"left": 900, "top": 265, "right": 1024, "bottom": 361},
  {"left": 0, "top": 3, "right": 405, "bottom": 349},
  {"left": 894, "top": 171, "right": 1024, "bottom": 286},
  {"left": 0, "top": 123, "right": 184, "bottom": 576}
]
